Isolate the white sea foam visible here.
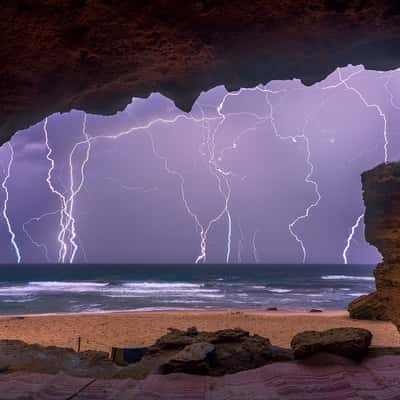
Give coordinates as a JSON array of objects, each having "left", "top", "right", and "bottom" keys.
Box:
[
  {"left": 29, "top": 281, "right": 109, "bottom": 287},
  {"left": 348, "top": 292, "right": 369, "bottom": 297},
  {"left": 321, "top": 275, "right": 374, "bottom": 281},
  {"left": 266, "top": 288, "right": 293, "bottom": 293},
  {"left": 0, "top": 281, "right": 109, "bottom": 295},
  {"left": 2, "top": 298, "right": 36, "bottom": 303},
  {"left": 0, "top": 281, "right": 220, "bottom": 297},
  {"left": 121, "top": 282, "right": 202, "bottom": 289}
]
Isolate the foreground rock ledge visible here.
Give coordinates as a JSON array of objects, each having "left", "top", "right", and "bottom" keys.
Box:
[{"left": 2, "top": 1, "right": 400, "bottom": 144}]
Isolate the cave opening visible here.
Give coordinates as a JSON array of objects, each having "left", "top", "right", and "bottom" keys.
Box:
[{"left": 0, "top": 64, "right": 397, "bottom": 315}]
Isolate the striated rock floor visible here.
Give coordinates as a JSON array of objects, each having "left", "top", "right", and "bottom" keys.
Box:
[{"left": 1, "top": 353, "right": 400, "bottom": 399}]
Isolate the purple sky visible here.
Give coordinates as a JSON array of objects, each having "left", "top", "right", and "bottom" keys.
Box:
[{"left": 0, "top": 65, "right": 399, "bottom": 264}]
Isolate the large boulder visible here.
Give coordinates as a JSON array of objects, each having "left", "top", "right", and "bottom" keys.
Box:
[
  {"left": 348, "top": 292, "right": 390, "bottom": 321},
  {"left": 130, "top": 327, "right": 293, "bottom": 376},
  {"left": 291, "top": 327, "right": 372, "bottom": 360}
]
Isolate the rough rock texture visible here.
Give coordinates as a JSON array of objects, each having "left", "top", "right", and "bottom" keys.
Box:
[
  {"left": 290, "top": 327, "right": 372, "bottom": 360},
  {"left": 348, "top": 292, "right": 391, "bottom": 321},
  {"left": 118, "top": 327, "right": 293, "bottom": 377},
  {"left": 362, "top": 162, "right": 400, "bottom": 331},
  {"left": 3, "top": 1, "right": 400, "bottom": 144},
  {"left": 160, "top": 342, "right": 215, "bottom": 375},
  {"left": 0, "top": 339, "right": 120, "bottom": 378},
  {"left": 2, "top": 353, "right": 400, "bottom": 399}
]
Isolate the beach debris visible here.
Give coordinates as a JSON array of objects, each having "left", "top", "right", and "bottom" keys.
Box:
[
  {"left": 141, "top": 327, "right": 293, "bottom": 376},
  {"left": 267, "top": 307, "right": 278, "bottom": 311},
  {"left": 111, "top": 347, "right": 148, "bottom": 366},
  {"left": 309, "top": 309, "right": 323, "bottom": 313},
  {"left": 291, "top": 327, "right": 372, "bottom": 360},
  {"left": 0, "top": 364, "right": 9, "bottom": 373},
  {"left": 348, "top": 292, "right": 390, "bottom": 321}
]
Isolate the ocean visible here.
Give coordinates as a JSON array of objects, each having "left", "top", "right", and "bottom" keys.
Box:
[{"left": 0, "top": 264, "right": 376, "bottom": 315}]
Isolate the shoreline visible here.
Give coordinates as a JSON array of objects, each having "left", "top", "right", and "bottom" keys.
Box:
[
  {"left": 0, "top": 310, "right": 398, "bottom": 352},
  {"left": 0, "top": 308, "right": 348, "bottom": 318}
]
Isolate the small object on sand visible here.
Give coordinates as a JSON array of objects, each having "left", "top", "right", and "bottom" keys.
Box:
[
  {"left": 267, "top": 307, "right": 278, "bottom": 311},
  {"left": 291, "top": 327, "right": 372, "bottom": 360},
  {"left": 309, "top": 309, "right": 323, "bottom": 313},
  {"left": 111, "top": 347, "right": 148, "bottom": 366}
]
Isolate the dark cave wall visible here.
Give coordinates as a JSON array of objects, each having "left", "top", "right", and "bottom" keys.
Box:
[{"left": 2, "top": 0, "right": 400, "bottom": 143}]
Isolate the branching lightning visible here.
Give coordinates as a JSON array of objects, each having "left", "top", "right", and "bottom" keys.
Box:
[
  {"left": 43, "top": 117, "right": 69, "bottom": 261},
  {"left": 324, "top": 67, "right": 392, "bottom": 263},
  {"left": 336, "top": 68, "right": 389, "bottom": 164},
  {"left": 63, "top": 113, "right": 91, "bottom": 263},
  {"left": 22, "top": 211, "right": 59, "bottom": 262},
  {"left": 40, "top": 114, "right": 90, "bottom": 263},
  {"left": 5, "top": 66, "right": 398, "bottom": 264},
  {"left": 1, "top": 143, "right": 21, "bottom": 263},
  {"left": 265, "top": 89, "right": 323, "bottom": 263}
]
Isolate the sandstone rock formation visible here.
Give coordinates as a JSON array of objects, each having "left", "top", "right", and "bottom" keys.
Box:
[
  {"left": 118, "top": 327, "right": 293, "bottom": 377},
  {"left": 361, "top": 162, "right": 400, "bottom": 331},
  {"left": 348, "top": 292, "right": 391, "bottom": 321},
  {"left": 2, "top": 1, "right": 400, "bottom": 144},
  {"left": 290, "top": 327, "right": 372, "bottom": 360}
]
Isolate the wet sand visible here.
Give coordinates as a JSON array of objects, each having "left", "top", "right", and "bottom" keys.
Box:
[{"left": 0, "top": 310, "right": 398, "bottom": 352}]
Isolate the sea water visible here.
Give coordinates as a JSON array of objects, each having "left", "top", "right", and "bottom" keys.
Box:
[{"left": 0, "top": 264, "right": 375, "bottom": 315}]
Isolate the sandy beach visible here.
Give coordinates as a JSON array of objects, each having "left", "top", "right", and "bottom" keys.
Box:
[{"left": 0, "top": 310, "right": 398, "bottom": 352}]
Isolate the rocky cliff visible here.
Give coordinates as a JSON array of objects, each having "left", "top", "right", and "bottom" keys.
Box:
[
  {"left": 2, "top": 1, "right": 400, "bottom": 144},
  {"left": 361, "top": 162, "right": 400, "bottom": 330}
]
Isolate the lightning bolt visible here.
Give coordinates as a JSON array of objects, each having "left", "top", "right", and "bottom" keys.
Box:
[
  {"left": 252, "top": 228, "right": 260, "bottom": 263},
  {"left": 324, "top": 67, "right": 390, "bottom": 263},
  {"left": 79, "top": 110, "right": 224, "bottom": 264},
  {"left": 204, "top": 87, "right": 276, "bottom": 263},
  {"left": 342, "top": 213, "right": 364, "bottom": 264},
  {"left": 12, "top": 66, "right": 396, "bottom": 265},
  {"left": 22, "top": 211, "right": 59, "bottom": 262},
  {"left": 265, "top": 89, "right": 323, "bottom": 263},
  {"left": 42, "top": 114, "right": 90, "bottom": 263},
  {"left": 336, "top": 68, "right": 389, "bottom": 164},
  {"left": 237, "top": 218, "right": 244, "bottom": 263},
  {"left": 63, "top": 113, "right": 91, "bottom": 263},
  {"left": 1, "top": 143, "right": 21, "bottom": 263},
  {"left": 43, "top": 117, "right": 69, "bottom": 261}
]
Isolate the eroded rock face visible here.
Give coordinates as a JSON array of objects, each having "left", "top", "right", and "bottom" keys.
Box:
[
  {"left": 362, "top": 162, "right": 400, "bottom": 331},
  {"left": 348, "top": 292, "right": 391, "bottom": 321},
  {"left": 290, "top": 327, "right": 372, "bottom": 360},
  {"left": 2, "top": 1, "right": 400, "bottom": 144}
]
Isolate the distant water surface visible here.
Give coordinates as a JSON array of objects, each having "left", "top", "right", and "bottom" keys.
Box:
[{"left": 0, "top": 264, "right": 375, "bottom": 315}]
